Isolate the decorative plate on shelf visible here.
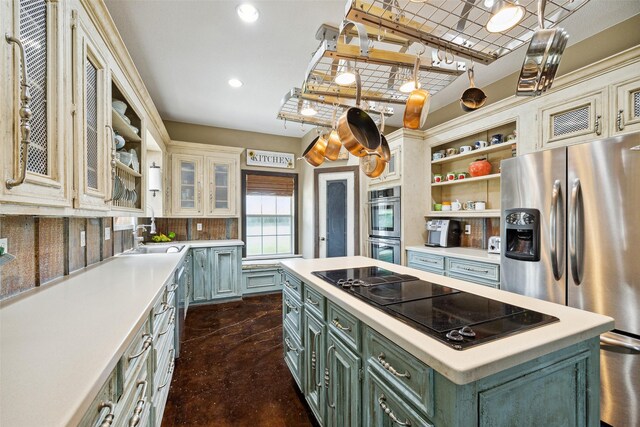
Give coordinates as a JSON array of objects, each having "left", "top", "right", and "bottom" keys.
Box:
[{"left": 130, "top": 149, "right": 139, "bottom": 173}]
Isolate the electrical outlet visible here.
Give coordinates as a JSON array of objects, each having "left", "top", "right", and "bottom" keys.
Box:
[
  {"left": 0, "top": 238, "right": 8, "bottom": 253},
  {"left": 80, "top": 231, "right": 86, "bottom": 247},
  {"left": 465, "top": 224, "right": 471, "bottom": 235},
  {"left": 104, "top": 227, "right": 111, "bottom": 241},
  {"left": 197, "top": 223, "right": 203, "bottom": 231}
]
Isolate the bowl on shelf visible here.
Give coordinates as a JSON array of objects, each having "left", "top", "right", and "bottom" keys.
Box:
[
  {"left": 113, "top": 132, "right": 125, "bottom": 150},
  {"left": 129, "top": 125, "right": 139, "bottom": 135},
  {"left": 468, "top": 158, "right": 492, "bottom": 177},
  {"left": 112, "top": 99, "right": 127, "bottom": 115},
  {"left": 116, "top": 151, "right": 133, "bottom": 167}
]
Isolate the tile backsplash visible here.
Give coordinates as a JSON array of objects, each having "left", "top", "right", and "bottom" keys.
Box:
[
  {"left": 0, "top": 216, "right": 134, "bottom": 301},
  {"left": 137, "top": 217, "right": 238, "bottom": 242}
]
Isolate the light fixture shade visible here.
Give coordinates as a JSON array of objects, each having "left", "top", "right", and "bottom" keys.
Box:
[
  {"left": 236, "top": 4, "right": 259, "bottom": 23},
  {"left": 300, "top": 100, "right": 318, "bottom": 117},
  {"left": 400, "top": 80, "right": 421, "bottom": 93},
  {"left": 486, "top": 0, "right": 525, "bottom": 33},
  {"left": 335, "top": 60, "right": 356, "bottom": 86},
  {"left": 148, "top": 162, "right": 161, "bottom": 196}
]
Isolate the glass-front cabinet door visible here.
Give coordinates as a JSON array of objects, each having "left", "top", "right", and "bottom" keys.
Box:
[
  {"left": 172, "top": 154, "right": 203, "bottom": 216},
  {"left": 73, "top": 9, "right": 109, "bottom": 210},
  {"left": 0, "top": 0, "right": 69, "bottom": 208},
  {"left": 207, "top": 158, "right": 236, "bottom": 216}
]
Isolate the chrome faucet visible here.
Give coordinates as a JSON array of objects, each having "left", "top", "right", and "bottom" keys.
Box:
[{"left": 133, "top": 207, "right": 157, "bottom": 248}]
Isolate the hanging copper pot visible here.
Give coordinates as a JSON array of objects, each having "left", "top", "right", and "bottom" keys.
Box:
[
  {"left": 324, "top": 108, "right": 342, "bottom": 161},
  {"left": 403, "top": 56, "right": 431, "bottom": 129},
  {"left": 337, "top": 72, "right": 381, "bottom": 157},
  {"left": 301, "top": 134, "right": 329, "bottom": 167},
  {"left": 361, "top": 112, "right": 390, "bottom": 178}
]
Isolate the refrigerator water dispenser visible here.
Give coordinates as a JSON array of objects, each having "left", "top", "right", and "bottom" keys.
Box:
[{"left": 504, "top": 209, "right": 540, "bottom": 262}]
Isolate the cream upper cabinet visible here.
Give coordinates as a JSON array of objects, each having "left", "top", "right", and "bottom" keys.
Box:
[
  {"left": 171, "top": 153, "right": 203, "bottom": 216},
  {"left": 207, "top": 157, "right": 236, "bottom": 216},
  {"left": 0, "top": 0, "right": 70, "bottom": 208},
  {"left": 612, "top": 76, "right": 640, "bottom": 136},
  {"left": 72, "top": 8, "right": 109, "bottom": 210},
  {"left": 539, "top": 89, "right": 607, "bottom": 149},
  {"left": 168, "top": 142, "right": 241, "bottom": 218}
]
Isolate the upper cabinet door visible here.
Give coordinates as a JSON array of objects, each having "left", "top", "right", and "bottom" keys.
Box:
[
  {"left": 171, "top": 153, "right": 203, "bottom": 216},
  {"left": 207, "top": 157, "right": 237, "bottom": 216},
  {"left": 612, "top": 77, "right": 640, "bottom": 136},
  {"left": 539, "top": 90, "right": 607, "bottom": 148},
  {"left": 0, "top": 0, "right": 69, "bottom": 208},
  {"left": 72, "top": 10, "right": 109, "bottom": 210}
]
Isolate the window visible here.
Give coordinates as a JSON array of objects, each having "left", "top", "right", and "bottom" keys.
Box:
[{"left": 243, "top": 172, "right": 297, "bottom": 257}]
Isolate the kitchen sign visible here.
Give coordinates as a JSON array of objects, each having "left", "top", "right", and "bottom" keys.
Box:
[{"left": 246, "top": 149, "right": 295, "bottom": 169}]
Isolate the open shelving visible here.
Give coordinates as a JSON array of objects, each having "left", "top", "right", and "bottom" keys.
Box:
[
  {"left": 427, "top": 121, "right": 516, "bottom": 217},
  {"left": 111, "top": 80, "right": 143, "bottom": 211}
]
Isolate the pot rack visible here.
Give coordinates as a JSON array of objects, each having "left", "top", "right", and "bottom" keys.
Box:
[
  {"left": 277, "top": 87, "right": 394, "bottom": 128},
  {"left": 303, "top": 21, "right": 466, "bottom": 105},
  {"left": 345, "top": 0, "right": 589, "bottom": 64}
]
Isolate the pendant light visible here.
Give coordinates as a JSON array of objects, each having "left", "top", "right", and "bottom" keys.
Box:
[
  {"left": 300, "top": 100, "right": 318, "bottom": 117},
  {"left": 334, "top": 60, "right": 356, "bottom": 86},
  {"left": 486, "top": 0, "right": 526, "bottom": 33}
]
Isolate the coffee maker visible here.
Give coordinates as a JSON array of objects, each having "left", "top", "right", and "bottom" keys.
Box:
[{"left": 425, "top": 220, "right": 461, "bottom": 247}]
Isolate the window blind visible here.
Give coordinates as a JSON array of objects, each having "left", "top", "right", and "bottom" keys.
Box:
[{"left": 246, "top": 174, "right": 295, "bottom": 197}]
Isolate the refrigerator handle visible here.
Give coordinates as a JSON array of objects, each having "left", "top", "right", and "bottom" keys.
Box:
[
  {"left": 550, "top": 180, "right": 562, "bottom": 281},
  {"left": 600, "top": 332, "right": 640, "bottom": 353},
  {"left": 569, "top": 178, "right": 583, "bottom": 285}
]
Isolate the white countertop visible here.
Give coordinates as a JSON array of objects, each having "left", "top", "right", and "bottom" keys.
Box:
[
  {"left": 160, "top": 239, "right": 244, "bottom": 248},
  {"left": 280, "top": 256, "right": 613, "bottom": 385},
  {"left": 405, "top": 245, "right": 501, "bottom": 264},
  {"left": 0, "top": 239, "right": 242, "bottom": 427}
]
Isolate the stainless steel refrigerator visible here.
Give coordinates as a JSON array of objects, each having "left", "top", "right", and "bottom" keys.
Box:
[{"left": 501, "top": 133, "right": 640, "bottom": 427}]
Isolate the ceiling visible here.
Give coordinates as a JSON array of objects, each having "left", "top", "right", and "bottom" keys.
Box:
[{"left": 105, "top": 0, "right": 640, "bottom": 138}]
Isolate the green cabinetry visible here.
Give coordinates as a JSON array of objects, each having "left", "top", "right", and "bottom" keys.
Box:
[
  {"left": 281, "top": 266, "right": 601, "bottom": 427},
  {"left": 189, "top": 245, "right": 242, "bottom": 304},
  {"left": 407, "top": 249, "right": 500, "bottom": 288}
]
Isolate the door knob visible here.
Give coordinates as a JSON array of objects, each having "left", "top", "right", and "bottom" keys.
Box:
[{"left": 320, "top": 237, "right": 326, "bottom": 241}]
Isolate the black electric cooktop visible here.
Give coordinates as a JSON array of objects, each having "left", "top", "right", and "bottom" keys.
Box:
[{"left": 312, "top": 266, "right": 558, "bottom": 350}]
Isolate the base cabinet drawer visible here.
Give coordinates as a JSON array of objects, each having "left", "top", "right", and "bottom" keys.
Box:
[
  {"left": 327, "top": 301, "right": 360, "bottom": 351},
  {"left": 407, "top": 251, "right": 445, "bottom": 274},
  {"left": 283, "top": 323, "right": 304, "bottom": 391},
  {"left": 303, "top": 285, "right": 325, "bottom": 320},
  {"left": 365, "top": 367, "right": 433, "bottom": 427},
  {"left": 364, "top": 328, "right": 435, "bottom": 418},
  {"left": 283, "top": 289, "right": 303, "bottom": 338},
  {"left": 242, "top": 268, "right": 281, "bottom": 294},
  {"left": 115, "top": 363, "right": 152, "bottom": 427},
  {"left": 282, "top": 271, "right": 303, "bottom": 301},
  {"left": 122, "top": 319, "right": 153, "bottom": 386},
  {"left": 447, "top": 258, "right": 500, "bottom": 283},
  {"left": 78, "top": 370, "right": 119, "bottom": 427}
]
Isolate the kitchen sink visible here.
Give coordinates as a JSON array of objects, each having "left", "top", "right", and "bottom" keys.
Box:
[{"left": 120, "top": 244, "right": 186, "bottom": 255}]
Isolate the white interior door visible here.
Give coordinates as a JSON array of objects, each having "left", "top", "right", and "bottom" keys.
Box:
[{"left": 318, "top": 172, "right": 355, "bottom": 258}]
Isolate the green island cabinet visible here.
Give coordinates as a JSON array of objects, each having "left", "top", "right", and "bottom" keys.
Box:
[
  {"left": 407, "top": 249, "right": 501, "bottom": 289},
  {"left": 281, "top": 267, "right": 601, "bottom": 427},
  {"left": 189, "top": 245, "right": 242, "bottom": 304}
]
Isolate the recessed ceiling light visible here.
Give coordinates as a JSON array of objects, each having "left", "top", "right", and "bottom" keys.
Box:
[
  {"left": 228, "top": 78, "right": 243, "bottom": 88},
  {"left": 237, "top": 4, "right": 259, "bottom": 23},
  {"left": 486, "top": 0, "right": 525, "bottom": 33}
]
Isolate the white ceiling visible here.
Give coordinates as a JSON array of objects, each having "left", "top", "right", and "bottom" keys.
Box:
[{"left": 105, "top": 0, "right": 640, "bottom": 138}]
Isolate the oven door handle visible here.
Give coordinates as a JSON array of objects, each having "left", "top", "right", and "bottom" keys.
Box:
[
  {"left": 366, "top": 197, "right": 400, "bottom": 204},
  {"left": 368, "top": 238, "right": 401, "bottom": 246}
]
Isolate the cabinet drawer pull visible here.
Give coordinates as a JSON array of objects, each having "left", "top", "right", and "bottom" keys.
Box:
[
  {"left": 332, "top": 318, "right": 351, "bottom": 332},
  {"left": 167, "top": 283, "right": 178, "bottom": 293},
  {"left": 158, "top": 308, "right": 176, "bottom": 336},
  {"left": 378, "top": 394, "right": 411, "bottom": 426},
  {"left": 595, "top": 114, "right": 602, "bottom": 136},
  {"left": 4, "top": 34, "right": 33, "bottom": 190},
  {"left": 284, "top": 298, "right": 299, "bottom": 313},
  {"left": 417, "top": 257, "right": 438, "bottom": 264},
  {"left": 377, "top": 353, "right": 411, "bottom": 379},
  {"left": 128, "top": 335, "right": 152, "bottom": 360},
  {"left": 461, "top": 266, "right": 489, "bottom": 274},
  {"left": 305, "top": 296, "right": 319, "bottom": 306},
  {"left": 97, "top": 401, "right": 115, "bottom": 427},
  {"left": 157, "top": 349, "right": 176, "bottom": 390},
  {"left": 284, "top": 337, "right": 299, "bottom": 355},
  {"left": 617, "top": 109, "right": 625, "bottom": 131},
  {"left": 325, "top": 345, "right": 336, "bottom": 409},
  {"left": 128, "top": 380, "right": 148, "bottom": 427},
  {"left": 283, "top": 280, "right": 296, "bottom": 290},
  {"left": 154, "top": 303, "right": 170, "bottom": 317}
]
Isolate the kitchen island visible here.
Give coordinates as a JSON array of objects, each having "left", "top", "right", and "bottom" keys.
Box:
[{"left": 281, "top": 256, "right": 613, "bottom": 427}]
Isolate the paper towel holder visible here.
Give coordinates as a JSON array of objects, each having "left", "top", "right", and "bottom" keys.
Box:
[{"left": 149, "top": 162, "right": 161, "bottom": 197}]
